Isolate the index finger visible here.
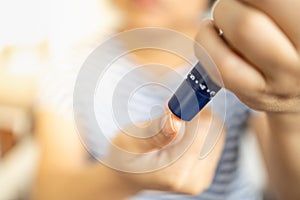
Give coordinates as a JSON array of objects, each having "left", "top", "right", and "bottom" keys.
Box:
[{"left": 238, "top": 0, "right": 300, "bottom": 47}]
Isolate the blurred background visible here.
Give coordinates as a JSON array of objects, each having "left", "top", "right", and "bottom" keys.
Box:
[
  {"left": 0, "top": 0, "right": 266, "bottom": 199},
  {"left": 0, "top": 1, "right": 117, "bottom": 199}
]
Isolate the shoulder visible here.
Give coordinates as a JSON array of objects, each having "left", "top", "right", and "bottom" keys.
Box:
[{"left": 35, "top": 42, "right": 98, "bottom": 116}]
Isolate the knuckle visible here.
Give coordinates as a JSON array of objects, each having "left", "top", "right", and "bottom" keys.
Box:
[
  {"left": 268, "top": 76, "right": 294, "bottom": 96},
  {"left": 158, "top": 171, "right": 186, "bottom": 191},
  {"left": 160, "top": 166, "right": 191, "bottom": 192},
  {"left": 163, "top": 178, "right": 184, "bottom": 192},
  {"left": 233, "top": 13, "right": 261, "bottom": 45},
  {"left": 256, "top": 78, "right": 267, "bottom": 94}
]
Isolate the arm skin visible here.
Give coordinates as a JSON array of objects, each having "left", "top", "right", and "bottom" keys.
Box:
[
  {"left": 250, "top": 112, "right": 300, "bottom": 200},
  {"left": 33, "top": 108, "right": 225, "bottom": 200},
  {"left": 32, "top": 110, "right": 140, "bottom": 200},
  {"left": 34, "top": 163, "right": 139, "bottom": 200}
]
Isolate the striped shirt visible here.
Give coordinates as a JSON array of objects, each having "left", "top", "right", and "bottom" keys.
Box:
[{"left": 37, "top": 39, "right": 260, "bottom": 200}]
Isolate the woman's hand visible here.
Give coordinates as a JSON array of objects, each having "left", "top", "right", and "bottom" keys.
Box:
[
  {"left": 195, "top": 1, "right": 300, "bottom": 199},
  {"left": 106, "top": 108, "right": 225, "bottom": 195},
  {"left": 196, "top": 0, "right": 300, "bottom": 113}
]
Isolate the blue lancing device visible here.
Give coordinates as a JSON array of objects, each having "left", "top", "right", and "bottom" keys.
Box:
[{"left": 168, "top": 62, "right": 221, "bottom": 121}]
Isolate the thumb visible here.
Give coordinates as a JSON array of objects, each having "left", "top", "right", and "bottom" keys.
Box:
[
  {"left": 106, "top": 113, "right": 184, "bottom": 173},
  {"left": 113, "top": 113, "right": 184, "bottom": 153},
  {"left": 145, "top": 113, "right": 183, "bottom": 150}
]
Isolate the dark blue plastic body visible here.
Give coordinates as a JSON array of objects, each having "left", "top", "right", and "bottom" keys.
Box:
[{"left": 168, "top": 62, "right": 221, "bottom": 121}]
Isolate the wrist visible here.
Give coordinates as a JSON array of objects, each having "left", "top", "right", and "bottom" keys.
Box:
[{"left": 266, "top": 112, "right": 300, "bottom": 134}]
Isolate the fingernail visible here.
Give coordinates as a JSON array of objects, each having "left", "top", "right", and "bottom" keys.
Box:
[
  {"left": 162, "top": 114, "right": 183, "bottom": 137},
  {"left": 170, "top": 114, "right": 182, "bottom": 133}
]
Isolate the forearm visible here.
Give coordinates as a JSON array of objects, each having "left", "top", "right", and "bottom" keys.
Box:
[
  {"left": 265, "top": 113, "right": 300, "bottom": 200},
  {"left": 33, "top": 163, "right": 141, "bottom": 200}
]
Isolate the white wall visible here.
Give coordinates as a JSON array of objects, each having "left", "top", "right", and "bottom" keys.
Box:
[{"left": 0, "top": 0, "right": 118, "bottom": 47}]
